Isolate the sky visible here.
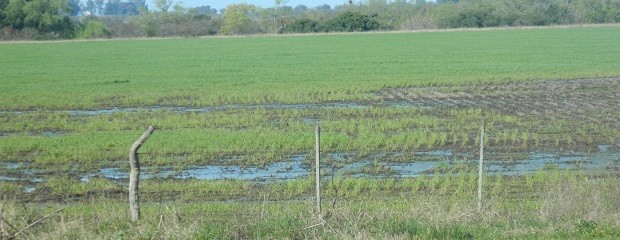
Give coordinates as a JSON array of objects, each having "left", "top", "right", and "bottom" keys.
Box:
[{"left": 150, "top": 0, "right": 351, "bottom": 10}]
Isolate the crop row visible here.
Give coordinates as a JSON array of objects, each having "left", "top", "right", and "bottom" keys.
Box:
[{"left": 1, "top": 107, "right": 613, "bottom": 136}]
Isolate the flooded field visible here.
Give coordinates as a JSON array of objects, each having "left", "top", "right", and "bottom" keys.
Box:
[
  {"left": 3, "top": 145, "right": 618, "bottom": 194},
  {"left": 0, "top": 102, "right": 382, "bottom": 116},
  {"left": 2, "top": 78, "right": 614, "bottom": 116},
  {"left": 1, "top": 78, "right": 618, "bottom": 195}
]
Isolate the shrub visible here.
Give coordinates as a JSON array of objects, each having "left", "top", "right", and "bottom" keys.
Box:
[
  {"left": 78, "top": 19, "right": 111, "bottom": 39},
  {"left": 136, "top": 12, "right": 222, "bottom": 38},
  {"left": 435, "top": 3, "right": 503, "bottom": 28},
  {"left": 281, "top": 18, "right": 321, "bottom": 33},
  {"left": 100, "top": 16, "right": 144, "bottom": 38},
  {"left": 322, "top": 11, "right": 381, "bottom": 32},
  {"left": 157, "top": 18, "right": 221, "bottom": 37},
  {"left": 401, "top": 14, "right": 437, "bottom": 30}
]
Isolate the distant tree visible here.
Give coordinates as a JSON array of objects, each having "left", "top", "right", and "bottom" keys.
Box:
[
  {"left": 322, "top": 11, "right": 381, "bottom": 32},
  {"left": 92, "top": 0, "right": 105, "bottom": 15},
  {"left": 23, "top": 0, "right": 65, "bottom": 27},
  {"left": 0, "top": 0, "right": 7, "bottom": 12},
  {"left": 281, "top": 17, "right": 320, "bottom": 33},
  {"left": 193, "top": 5, "right": 217, "bottom": 15},
  {"left": 131, "top": 0, "right": 146, "bottom": 10},
  {"left": 573, "top": 0, "right": 620, "bottom": 23},
  {"left": 273, "top": 0, "right": 291, "bottom": 31},
  {"left": 113, "top": 0, "right": 144, "bottom": 15},
  {"left": 274, "top": 0, "right": 289, "bottom": 8},
  {"left": 2, "top": 0, "right": 26, "bottom": 29},
  {"left": 1, "top": 0, "right": 77, "bottom": 37},
  {"left": 292, "top": 4, "right": 307, "bottom": 16},
  {"left": 67, "top": 0, "right": 80, "bottom": 15},
  {"left": 154, "top": 0, "right": 174, "bottom": 13},
  {"left": 94, "top": 0, "right": 104, "bottom": 15},
  {"left": 437, "top": 0, "right": 459, "bottom": 3},
  {"left": 440, "top": 2, "right": 502, "bottom": 28},
  {"left": 0, "top": 0, "right": 6, "bottom": 26},
  {"left": 315, "top": 3, "right": 331, "bottom": 12},
  {"left": 78, "top": 18, "right": 111, "bottom": 38},
  {"left": 220, "top": 3, "right": 260, "bottom": 35},
  {"left": 104, "top": 0, "right": 141, "bottom": 15},
  {"left": 355, "top": 0, "right": 413, "bottom": 29},
  {"left": 136, "top": 1, "right": 221, "bottom": 37},
  {"left": 414, "top": 0, "right": 428, "bottom": 5},
  {"left": 83, "top": 0, "right": 95, "bottom": 15}
]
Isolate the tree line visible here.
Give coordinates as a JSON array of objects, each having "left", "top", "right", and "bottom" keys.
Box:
[{"left": 1, "top": 0, "right": 619, "bottom": 40}]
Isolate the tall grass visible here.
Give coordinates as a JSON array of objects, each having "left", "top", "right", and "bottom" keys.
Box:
[{"left": 2, "top": 171, "right": 619, "bottom": 239}]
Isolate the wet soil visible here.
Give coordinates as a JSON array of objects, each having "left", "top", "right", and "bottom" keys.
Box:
[
  {"left": 3, "top": 146, "right": 618, "bottom": 189},
  {"left": 379, "top": 78, "right": 620, "bottom": 127}
]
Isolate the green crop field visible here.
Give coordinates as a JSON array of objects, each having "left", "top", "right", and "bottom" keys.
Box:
[
  {"left": 1, "top": 26, "right": 619, "bottom": 110},
  {"left": 1, "top": 26, "right": 620, "bottom": 238}
]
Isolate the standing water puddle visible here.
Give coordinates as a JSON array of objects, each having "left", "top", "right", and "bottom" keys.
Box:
[
  {"left": 81, "top": 155, "right": 308, "bottom": 182},
  {"left": 2, "top": 146, "right": 619, "bottom": 186},
  {"left": 0, "top": 102, "right": 398, "bottom": 116}
]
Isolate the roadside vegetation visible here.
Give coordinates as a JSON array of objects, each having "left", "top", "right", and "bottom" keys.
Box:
[{"left": 3, "top": 170, "right": 620, "bottom": 238}]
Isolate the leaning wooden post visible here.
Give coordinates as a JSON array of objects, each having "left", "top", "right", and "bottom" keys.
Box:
[
  {"left": 129, "top": 125, "right": 154, "bottom": 222},
  {"left": 315, "top": 124, "right": 321, "bottom": 217},
  {"left": 477, "top": 124, "right": 484, "bottom": 212}
]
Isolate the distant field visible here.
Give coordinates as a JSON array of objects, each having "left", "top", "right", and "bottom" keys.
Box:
[{"left": 1, "top": 26, "right": 619, "bottom": 110}]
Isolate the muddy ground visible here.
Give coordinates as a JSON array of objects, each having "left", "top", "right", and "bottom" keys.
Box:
[{"left": 379, "top": 78, "right": 620, "bottom": 127}]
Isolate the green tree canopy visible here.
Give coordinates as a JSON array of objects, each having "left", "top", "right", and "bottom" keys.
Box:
[
  {"left": 322, "top": 11, "right": 381, "bottom": 32},
  {"left": 1, "top": 0, "right": 75, "bottom": 37},
  {"left": 221, "top": 3, "right": 260, "bottom": 35}
]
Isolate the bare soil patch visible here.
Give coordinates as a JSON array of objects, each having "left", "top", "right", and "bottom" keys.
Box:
[{"left": 379, "top": 78, "right": 620, "bottom": 127}]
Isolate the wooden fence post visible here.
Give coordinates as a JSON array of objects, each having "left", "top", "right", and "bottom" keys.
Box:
[
  {"left": 478, "top": 124, "right": 484, "bottom": 212},
  {"left": 0, "top": 210, "right": 7, "bottom": 237},
  {"left": 315, "top": 124, "right": 321, "bottom": 217},
  {"left": 129, "top": 125, "right": 154, "bottom": 222}
]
